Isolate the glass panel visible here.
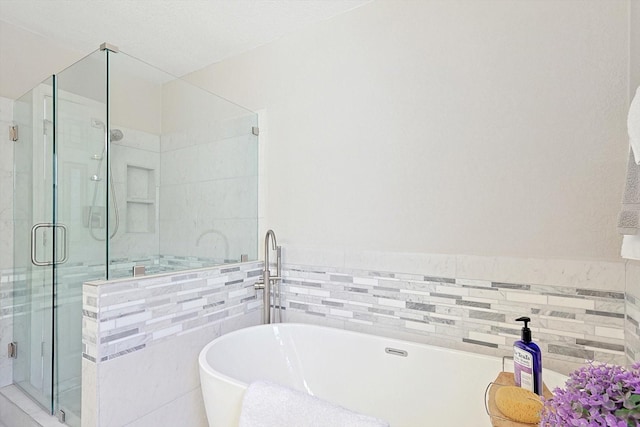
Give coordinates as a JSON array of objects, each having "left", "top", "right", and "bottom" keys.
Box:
[
  {"left": 108, "top": 52, "right": 258, "bottom": 278},
  {"left": 13, "top": 77, "right": 56, "bottom": 412},
  {"left": 11, "top": 47, "right": 258, "bottom": 427},
  {"left": 54, "top": 50, "right": 108, "bottom": 427}
]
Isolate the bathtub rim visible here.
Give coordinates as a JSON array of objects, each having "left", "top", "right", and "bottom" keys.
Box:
[{"left": 197, "top": 322, "right": 565, "bottom": 388}]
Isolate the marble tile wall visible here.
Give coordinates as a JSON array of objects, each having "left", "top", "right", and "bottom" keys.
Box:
[
  {"left": 0, "top": 269, "right": 16, "bottom": 388},
  {"left": 159, "top": 113, "right": 258, "bottom": 263},
  {"left": 279, "top": 247, "right": 630, "bottom": 374},
  {"left": 626, "top": 262, "right": 640, "bottom": 364},
  {"left": 0, "top": 253, "right": 244, "bottom": 393},
  {"left": 83, "top": 261, "right": 262, "bottom": 362},
  {"left": 108, "top": 126, "right": 161, "bottom": 263},
  {"left": 81, "top": 261, "right": 263, "bottom": 427}
]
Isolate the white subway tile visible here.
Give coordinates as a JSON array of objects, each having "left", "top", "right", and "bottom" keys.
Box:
[
  {"left": 348, "top": 319, "right": 374, "bottom": 326},
  {"left": 506, "top": 292, "right": 548, "bottom": 304},
  {"left": 353, "top": 277, "right": 379, "bottom": 286},
  {"left": 595, "top": 326, "right": 625, "bottom": 340},
  {"left": 405, "top": 321, "right": 436, "bottom": 333},
  {"left": 435, "top": 285, "right": 468, "bottom": 296},
  {"left": 228, "top": 289, "right": 248, "bottom": 299},
  {"left": 538, "top": 327, "right": 585, "bottom": 339},
  {"left": 548, "top": 296, "right": 595, "bottom": 310},
  {"left": 308, "top": 288, "right": 331, "bottom": 297},
  {"left": 468, "top": 331, "right": 505, "bottom": 345},
  {"left": 329, "top": 308, "right": 353, "bottom": 318},
  {"left": 152, "top": 325, "right": 182, "bottom": 340},
  {"left": 288, "top": 286, "right": 309, "bottom": 295},
  {"left": 377, "top": 298, "right": 405, "bottom": 308},
  {"left": 114, "top": 311, "right": 153, "bottom": 328},
  {"left": 182, "top": 298, "right": 207, "bottom": 310}
]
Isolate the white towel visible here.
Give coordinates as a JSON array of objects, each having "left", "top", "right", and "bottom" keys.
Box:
[
  {"left": 618, "top": 87, "right": 640, "bottom": 236},
  {"left": 238, "top": 381, "right": 390, "bottom": 427},
  {"left": 618, "top": 149, "right": 640, "bottom": 235},
  {"left": 629, "top": 86, "right": 640, "bottom": 164}
]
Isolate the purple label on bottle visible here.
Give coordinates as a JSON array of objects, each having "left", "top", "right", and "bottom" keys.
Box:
[{"left": 514, "top": 346, "right": 534, "bottom": 392}]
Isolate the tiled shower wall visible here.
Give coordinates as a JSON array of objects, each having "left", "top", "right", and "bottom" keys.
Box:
[
  {"left": 279, "top": 247, "right": 630, "bottom": 374},
  {"left": 159, "top": 114, "right": 258, "bottom": 263},
  {"left": 108, "top": 125, "right": 160, "bottom": 262},
  {"left": 81, "top": 261, "right": 262, "bottom": 427}
]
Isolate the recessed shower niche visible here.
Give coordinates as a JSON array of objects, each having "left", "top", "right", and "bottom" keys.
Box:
[{"left": 126, "top": 164, "right": 156, "bottom": 233}]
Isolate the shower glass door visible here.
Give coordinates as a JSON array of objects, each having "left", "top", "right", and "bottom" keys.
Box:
[
  {"left": 13, "top": 50, "right": 108, "bottom": 426},
  {"left": 54, "top": 49, "right": 108, "bottom": 427},
  {"left": 12, "top": 78, "right": 56, "bottom": 412}
]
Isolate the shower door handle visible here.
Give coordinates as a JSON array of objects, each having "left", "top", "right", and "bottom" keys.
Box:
[
  {"left": 55, "top": 224, "right": 69, "bottom": 264},
  {"left": 31, "top": 223, "right": 69, "bottom": 266}
]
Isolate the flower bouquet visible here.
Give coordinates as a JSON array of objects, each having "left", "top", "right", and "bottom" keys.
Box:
[{"left": 540, "top": 362, "right": 640, "bottom": 426}]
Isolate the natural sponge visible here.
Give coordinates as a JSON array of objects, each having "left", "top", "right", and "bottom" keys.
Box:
[{"left": 494, "top": 386, "right": 543, "bottom": 424}]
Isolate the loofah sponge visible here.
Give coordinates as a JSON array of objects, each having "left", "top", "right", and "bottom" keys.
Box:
[{"left": 494, "top": 386, "right": 543, "bottom": 424}]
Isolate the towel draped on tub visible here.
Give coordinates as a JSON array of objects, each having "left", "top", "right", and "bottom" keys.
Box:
[
  {"left": 619, "top": 87, "right": 640, "bottom": 236},
  {"left": 238, "top": 380, "right": 390, "bottom": 427}
]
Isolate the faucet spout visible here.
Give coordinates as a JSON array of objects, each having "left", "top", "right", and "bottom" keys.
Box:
[{"left": 266, "top": 229, "right": 277, "bottom": 251}]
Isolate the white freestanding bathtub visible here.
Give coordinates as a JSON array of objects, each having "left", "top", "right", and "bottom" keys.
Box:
[{"left": 198, "top": 323, "right": 567, "bottom": 427}]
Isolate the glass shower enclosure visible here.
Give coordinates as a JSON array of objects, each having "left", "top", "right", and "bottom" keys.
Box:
[{"left": 12, "top": 44, "right": 258, "bottom": 426}]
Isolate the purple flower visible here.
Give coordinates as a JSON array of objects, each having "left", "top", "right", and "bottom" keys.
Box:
[{"left": 540, "top": 362, "right": 640, "bottom": 427}]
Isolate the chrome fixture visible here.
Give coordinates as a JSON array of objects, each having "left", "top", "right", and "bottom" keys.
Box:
[
  {"left": 132, "top": 265, "right": 146, "bottom": 277},
  {"left": 86, "top": 118, "right": 123, "bottom": 240},
  {"left": 99, "top": 42, "right": 119, "bottom": 53},
  {"left": 8, "top": 342, "right": 17, "bottom": 359},
  {"left": 109, "top": 128, "right": 124, "bottom": 142},
  {"left": 9, "top": 125, "right": 18, "bottom": 142},
  {"left": 385, "top": 347, "right": 408, "bottom": 357},
  {"left": 31, "top": 223, "right": 68, "bottom": 266},
  {"left": 254, "top": 230, "right": 282, "bottom": 324},
  {"left": 195, "top": 229, "right": 230, "bottom": 260}
]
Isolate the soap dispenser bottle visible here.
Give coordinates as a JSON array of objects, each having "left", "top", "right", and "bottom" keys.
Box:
[{"left": 513, "top": 316, "right": 542, "bottom": 395}]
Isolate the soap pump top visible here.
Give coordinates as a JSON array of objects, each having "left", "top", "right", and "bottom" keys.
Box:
[{"left": 516, "top": 316, "right": 532, "bottom": 343}]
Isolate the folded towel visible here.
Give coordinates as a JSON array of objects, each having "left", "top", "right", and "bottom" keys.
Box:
[
  {"left": 629, "top": 86, "right": 640, "bottom": 164},
  {"left": 619, "top": 149, "right": 640, "bottom": 235},
  {"left": 238, "top": 381, "right": 390, "bottom": 427}
]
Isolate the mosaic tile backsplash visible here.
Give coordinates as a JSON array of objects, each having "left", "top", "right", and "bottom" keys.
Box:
[
  {"left": 626, "top": 262, "right": 640, "bottom": 363},
  {"left": 280, "top": 260, "right": 629, "bottom": 372},
  {"left": 4, "top": 249, "right": 639, "bottom": 389},
  {"left": 0, "top": 254, "right": 241, "bottom": 381},
  {"left": 82, "top": 261, "right": 262, "bottom": 362},
  {"left": 627, "top": 292, "right": 640, "bottom": 363}
]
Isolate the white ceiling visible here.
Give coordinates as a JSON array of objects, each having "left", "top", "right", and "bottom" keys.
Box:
[{"left": 0, "top": 0, "right": 370, "bottom": 79}]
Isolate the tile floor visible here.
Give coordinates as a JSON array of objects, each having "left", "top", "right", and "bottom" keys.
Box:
[{"left": 0, "top": 385, "right": 60, "bottom": 427}]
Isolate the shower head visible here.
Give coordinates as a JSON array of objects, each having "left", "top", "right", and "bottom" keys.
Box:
[
  {"left": 90, "top": 119, "right": 124, "bottom": 142},
  {"left": 110, "top": 129, "right": 124, "bottom": 142}
]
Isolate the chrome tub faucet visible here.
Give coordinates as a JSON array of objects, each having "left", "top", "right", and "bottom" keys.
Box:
[{"left": 254, "top": 230, "right": 282, "bottom": 323}]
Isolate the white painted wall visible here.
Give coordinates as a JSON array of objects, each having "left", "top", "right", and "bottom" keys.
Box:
[
  {"left": 0, "top": 21, "right": 85, "bottom": 100},
  {"left": 631, "top": 1, "right": 640, "bottom": 97},
  {"left": 186, "top": 0, "right": 629, "bottom": 262}
]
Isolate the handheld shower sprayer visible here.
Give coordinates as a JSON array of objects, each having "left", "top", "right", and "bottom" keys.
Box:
[{"left": 87, "top": 118, "right": 124, "bottom": 240}]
